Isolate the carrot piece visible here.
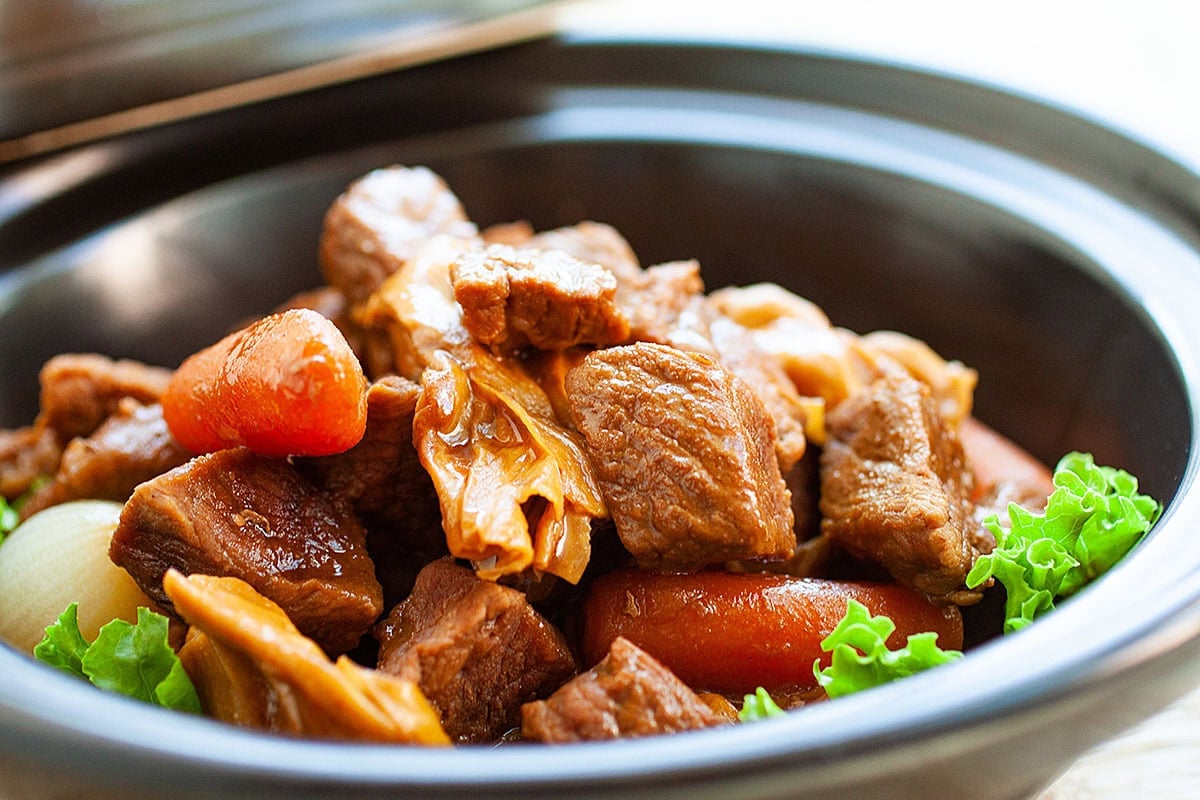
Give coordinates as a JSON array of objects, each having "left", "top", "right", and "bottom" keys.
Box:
[
  {"left": 162, "top": 309, "right": 367, "bottom": 457},
  {"left": 959, "top": 416, "right": 1055, "bottom": 502},
  {"left": 582, "top": 569, "right": 962, "bottom": 695}
]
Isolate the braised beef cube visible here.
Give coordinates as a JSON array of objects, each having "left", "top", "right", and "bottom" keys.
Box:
[
  {"left": 375, "top": 558, "right": 576, "bottom": 743},
  {"left": 521, "top": 637, "right": 721, "bottom": 743},
  {"left": 20, "top": 400, "right": 191, "bottom": 520},
  {"left": 0, "top": 425, "right": 61, "bottom": 499},
  {"left": 297, "top": 376, "right": 446, "bottom": 606},
  {"left": 566, "top": 343, "right": 795, "bottom": 570},
  {"left": 480, "top": 220, "right": 535, "bottom": 247},
  {"left": 272, "top": 285, "right": 351, "bottom": 322},
  {"left": 450, "top": 244, "right": 631, "bottom": 352},
  {"left": 708, "top": 315, "right": 808, "bottom": 472},
  {"left": 784, "top": 446, "right": 822, "bottom": 544},
  {"left": 110, "top": 447, "right": 382, "bottom": 654},
  {"left": 526, "top": 221, "right": 642, "bottom": 282},
  {"left": 38, "top": 354, "right": 171, "bottom": 443},
  {"left": 319, "top": 166, "right": 478, "bottom": 305},
  {"left": 820, "top": 375, "right": 980, "bottom": 604},
  {"left": 615, "top": 260, "right": 705, "bottom": 345}
]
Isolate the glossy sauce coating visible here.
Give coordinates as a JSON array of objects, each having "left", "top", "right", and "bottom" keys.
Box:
[{"left": 583, "top": 569, "right": 963, "bottom": 695}]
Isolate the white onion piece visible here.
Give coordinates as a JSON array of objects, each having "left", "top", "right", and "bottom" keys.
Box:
[{"left": 0, "top": 500, "right": 151, "bottom": 653}]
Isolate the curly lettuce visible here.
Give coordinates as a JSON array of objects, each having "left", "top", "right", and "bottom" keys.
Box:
[
  {"left": 966, "top": 452, "right": 1161, "bottom": 633},
  {"left": 813, "top": 600, "right": 962, "bottom": 698},
  {"left": 0, "top": 496, "right": 17, "bottom": 543},
  {"left": 738, "top": 687, "right": 786, "bottom": 722},
  {"left": 34, "top": 603, "right": 201, "bottom": 713}
]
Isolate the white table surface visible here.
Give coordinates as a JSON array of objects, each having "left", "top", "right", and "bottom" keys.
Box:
[{"left": 557, "top": 2, "right": 1200, "bottom": 798}]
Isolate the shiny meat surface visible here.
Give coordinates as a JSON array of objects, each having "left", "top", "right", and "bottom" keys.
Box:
[
  {"left": 708, "top": 315, "right": 808, "bottom": 471},
  {"left": 37, "top": 353, "right": 172, "bottom": 443},
  {"left": 19, "top": 400, "right": 191, "bottom": 519},
  {"left": 297, "top": 376, "right": 446, "bottom": 606},
  {"left": 819, "top": 375, "right": 980, "bottom": 603},
  {"left": 615, "top": 260, "right": 706, "bottom": 346},
  {"left": 376, "top": 558, "right": 576, "bottom": 743},
  {"left": 319, "top": 166, "right": 478, "bottom": 305},
  {"left": 450, "top": 244, "right": 630, "bottom": 352},
  {"left": 566, "top": 343, "right": 795, "bottom": 570},
  {"left": 110, "top": 447, "right": 383, "bottom": 654},
  {"left": 520, "top": 636, "right": 721, "bottom": 743},
  {"left": 525, "top": 221, "right": 642, "bottom": 282},
  {"left": 0, "top": 425, "right": 60, "bottom": 499}
]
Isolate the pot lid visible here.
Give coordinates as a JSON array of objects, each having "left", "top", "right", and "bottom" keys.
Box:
[{"left": 0, "top": 0, "right": 563, "bottom": 161}]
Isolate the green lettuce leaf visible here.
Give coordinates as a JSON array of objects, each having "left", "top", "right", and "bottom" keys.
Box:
[
  {"left": 34, "top": 604, "right": 201, "bottom": 714},
  {"left": 0, "top": 496, "right": 18, "bottom": 543},
  {"left": 966, "top": 452, "right": 1161, "bottom": 633},
  {"left": 1, "top": 476, "right": 51, "bottom": 545},
  {"left": 32, "top": 603, "right": 91, "bottom": 679},
  {"left": 739, "top": 687, "right": 785, "bottom": 722},
  {"left": 813, "top": 600, "right": 962, "bottom": 698}
]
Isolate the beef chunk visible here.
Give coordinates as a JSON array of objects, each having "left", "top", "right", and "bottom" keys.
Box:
[
  {"left": 616, "top": 260, "right": 706, "bottom": 345},
  {"left": 273, "top": 285, "right": 351, "bottom": 322},
  {"left": 521, "top": 637, "right": 721, "bottom": 743},
  {"left": 450, "top": 244, "right": 630, "bottom": 352},
  {"left": 376, "top": 558, "right": 576, "bottom": 743},
  {"left": 708, "top": 315, "right": 808, "bottom": 472},
  {"left": 819, "top": 375, "right": 979, "bottom": 603},
  {"left": 110, "top": 447, "right": 382, "bottom": 654},
  {"left": 19, "top": 400, "right": 191, "bottom": 519},
  {"left": 37, "top": 354, "right": 171, "bottom": 443},
  {"left": 297, "top": 376, "right": 446, "bottom": 606},
  {"left": 319, "top": 166, "right": 478, "bottom": 305},
  {"left": 0, "top": 425, "right": 61, "bottom": 499},
  {"left": 566, "top": 343, "right": 795, "bottom": 570},
  {"left": 480, "top": 220, "right": 535, "bottom": 246},
  {"left": 526, "top": 221, "right": 642, "bottom": 282},
  {"left": 523, "top": 225, "right": 707, "bottom": 348}
]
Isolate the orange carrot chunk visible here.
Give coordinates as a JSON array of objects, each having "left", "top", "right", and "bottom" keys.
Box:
[
  {"left": 162, "top": 309, "right": 367, "bottom": 457},
  {"left": 582, "top": 569, "right": 962, "bottom": 696},
  {"left": 959, "top": 416, "right": 1055, "bottom": 502}
]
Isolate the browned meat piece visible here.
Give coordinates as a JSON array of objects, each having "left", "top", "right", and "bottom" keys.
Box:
[
  {"left": 296, "top": 376, "right": 446, "bottom": 606},
  {"left": 526, "top": 221, "right": 642, "bottom": 282},
  {"left": 566, "top": 343, "right": 795, "bottom": 570},
  {"left": 708, "top": 315, "right": 808, "bottom": 472},
  {"left": 110, "top": 447, "right": 383, "bottom": 654},
  {"left": 616, "top": 260, "right": 706, "bottom": 345},
  {"left": 520, "top": 636, "right": 721, "bottom": 743},
  {"left": 19, "top": 400, "right": 191, "bottom": 520},
  {"left": 273, "top": 285, "right": 351, "bottom": 322},
  {"left": 376, "top": 558, "right": 576, "bottom": 743},
  {"left": 0, "top": 425, "right": 61, "bottom": 499},
  {"left": 37, "top": 354, "right": 171, "bottom": 443},
  {"left": 450, "top": 244, "right": 631, "bottom": 352},
  {"left": 784, "top": 446, "right": 822, "bottom": 543},
  {"left": 319, "top": 166, "right": 478, "bottom": 305},
  {"left": 819, "top": 374, "right": 980, "bottom": 603},
  {"left": 480, "top": 220, "right": 535, "bottom": 246}
]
